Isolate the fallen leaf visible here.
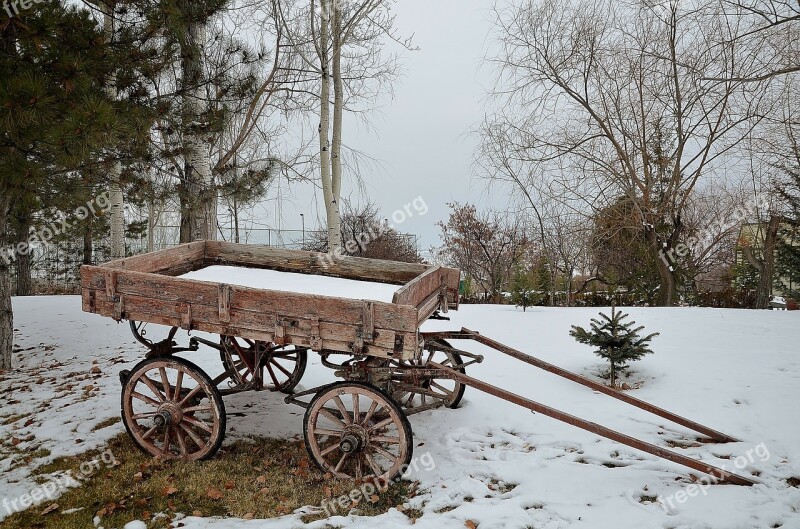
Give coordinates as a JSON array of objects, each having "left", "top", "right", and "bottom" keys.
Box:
[
  {"left": 192, "top": 510, "right": 202, "bottom": 517},
  {"left": 243, "top": 513, "right": 254, "bottom": 519},
  {"left": 133, "top": 472, "right": 143, "bottom": 482},
  {"left": 206, "top": 487, "right": 224, "bottom": 500},
  {"left": 224, "top": 480, "right": 235, "bottom": 490},
  {"left": 465, "top": 520, "right": 478, "bottom": 529},
  {"left": 40, "top": 503, "right": 59, "bottom": 515},
  {"left": 163, "top": 485, "right": 178, "bottom": 496},
  {"left": 256, "top": 475, "right": 266, "bottom": 484}
]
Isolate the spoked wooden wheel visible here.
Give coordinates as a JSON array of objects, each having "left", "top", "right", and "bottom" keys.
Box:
[
  {"left": 121, "top": 357, "right": 226, "bottom": 461},
  {"left": 220, "top": 336, "right": 307, "bottom": 393},
  {"left": 304, "top": 382, "right": 413, "bottom": 482},
  {"left": 390, "top": 339, "right": 466, "bottom": 410}
]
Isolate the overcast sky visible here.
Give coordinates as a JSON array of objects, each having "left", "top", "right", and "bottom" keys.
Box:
[{"left": 254, "top": 0, "right": 505, "bottom": 253}]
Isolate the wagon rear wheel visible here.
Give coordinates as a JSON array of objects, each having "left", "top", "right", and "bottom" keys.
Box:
[
  {"left": 121, "top": 357, "right": 226, "bottom": 461},
  {"left": 220, "top": 336, "right": 307, "bottom": 393},
  {"left": 304, "top": 382, "right": 413, "bottom": 483},
  {"left": 390, "top": 339, "right": 466, "bottom": 410}
]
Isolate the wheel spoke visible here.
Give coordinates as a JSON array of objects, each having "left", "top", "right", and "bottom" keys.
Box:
[
  {"left": 270, "top": 358, "right": 293, "bottom": 378},
  {"left": 179, "top": 385, "right": 203, "bottom": 406},
  {"left": 313, "top": 428, "right": 344, "bottom": 437},
  {"left": 334, "top": 452, "right": 349, "bottom": 473},
  {"left": 352, "top": 393, "right": 360, "bottom": 423},
  {"left": 362, "top": 400, "right": 380, "bottom": 425},
  {"left": 368, "top": 417, "right": 394, "bottom": 432},
  {"left": 265, "top": 360, "right": 280, "bottom": 387},
  {"left": 179, "top": 422, "right": 206, "bottom": 448},
  {"left": 372, "top": 443, "right": 398, "bottom": 461},
  {"left": 371, "top": 435, "right": 401, "bottom": 444},
  {"left": 174, "top": 370, "right": 184, "bottom": 398},
  {"left": 320, "top": 443, "right": 340, "bottom": 457},
  {"left": 132, "top": 391, "right": 160, "bottom": 407},
  {"left": 131, "top": 411, "right": 159, "bottom": 420},
  {"left": 139, "top": 375, "right": 166, "bottom": 402},
  {"left": 142, "top": 425, "right": 159, "bottom": 440},
  {"left": 183, "top": 404, "right": 213, "bottom": 413},
  {"left": 364, "top": 451, "right": 386, "bottom": 477},
  {"left": 332, "top": 396, "right": 352, "bottom": 424},
  {"left": 162, "top": 427, "right": 171, "bottom": 455},
  {"left": 318, "top": 407, "right": 347, "bottom": 428},
  {"left": 159, "top": 367, "right": 171, "bottom": 400},
  {"left": 183, "top": 415, "right": 213, "bottom": 433}
]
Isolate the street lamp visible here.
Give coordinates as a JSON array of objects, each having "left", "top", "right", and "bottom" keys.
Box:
[{"left": 300, "top": 213, "right": 305, "bottom": 249}]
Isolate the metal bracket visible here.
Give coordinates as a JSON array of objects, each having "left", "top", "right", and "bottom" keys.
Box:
[
  {"left": 218, "top": 284, "right": 232, "bottom": 323},
  {"left": 113, "top": 295, "right": 125, "bottom": 321},
  {"left": 309, "top": 317, "right": 322, "bottom": 350},
  {"left": 181, "top": 304, "right": 192, "bottom": 330}
]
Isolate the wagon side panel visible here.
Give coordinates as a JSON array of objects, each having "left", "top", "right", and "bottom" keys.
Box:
[{"left": 82, "top": 268, "right": 420, "bottom": 359}]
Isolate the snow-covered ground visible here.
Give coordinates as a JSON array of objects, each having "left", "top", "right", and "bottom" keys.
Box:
[{"left": 2, "top": 295, "right": 799, "bottom": 529}]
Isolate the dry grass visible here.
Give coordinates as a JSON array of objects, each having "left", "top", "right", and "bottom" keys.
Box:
[{"left": 2, "top": 433, "right": 419, "bottom": 529}]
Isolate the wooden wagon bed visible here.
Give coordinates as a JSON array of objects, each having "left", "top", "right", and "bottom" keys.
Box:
[{"left": 80, "top": 241, "right": 460, "bottom": 360}]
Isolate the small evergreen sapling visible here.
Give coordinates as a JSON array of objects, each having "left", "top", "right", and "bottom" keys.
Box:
[{"left": 569, "top": 307, "right": 659, "bottom": 388}]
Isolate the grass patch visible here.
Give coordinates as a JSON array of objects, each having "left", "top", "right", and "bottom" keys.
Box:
[
  {"left": 90, "top": 417, "right": 120, "bottom": 432},
  {"left": 2, "top": 434, "right": 417, "bottom": 529}
]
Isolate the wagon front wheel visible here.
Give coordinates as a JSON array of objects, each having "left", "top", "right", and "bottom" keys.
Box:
[
  {"left": 303, "top": 382, "right": 413, "bottom": 483},
  {"left": 121, "top": 357, "right": 226, "bottom": 461}
]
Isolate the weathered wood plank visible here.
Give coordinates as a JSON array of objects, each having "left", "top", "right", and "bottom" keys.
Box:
[
  {"left": 100, "top": 241, "right": 206, "bottom": 275},
  {"left": 87, "top": 293, "right": 418, "bottom": 359},
  {"left": 82, "top": 266, "right": 419, "bottom": 333},
  {"left": 205, "top": 241, "right": 428, "bottom": 285}
]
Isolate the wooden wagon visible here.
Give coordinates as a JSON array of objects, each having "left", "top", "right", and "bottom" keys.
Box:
[{"left": 81, "top": 241, "right": 757, "bottom": 486}]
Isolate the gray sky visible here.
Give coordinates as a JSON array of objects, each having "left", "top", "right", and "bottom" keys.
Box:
[{"left": 257, "top": 0, "right": 504, "bottom": 253}]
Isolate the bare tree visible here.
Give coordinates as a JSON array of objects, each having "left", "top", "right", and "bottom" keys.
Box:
[
  {"left": 438, "top": 203, "right": 531, "bottom": 303},
  {"left": 483, "top": 0, "right": 778, "bottom": 306},
  {"left": 274, "top": 0, "right": 412, "bottom": 252}
]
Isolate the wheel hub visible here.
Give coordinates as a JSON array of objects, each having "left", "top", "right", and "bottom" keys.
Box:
[
  {"left": 154, "top": 402, "right": 183, "bottom": 426},
  {"left": 340, "top": 425, "right": 368, "bottom": 453}
]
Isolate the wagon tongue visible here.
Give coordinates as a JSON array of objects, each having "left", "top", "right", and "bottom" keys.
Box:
[{"left": 419, "top": 329, "right": 758, "bottom": 487}]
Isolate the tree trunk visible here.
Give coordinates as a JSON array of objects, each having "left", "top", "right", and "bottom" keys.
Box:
[
  {"left": 647, "top": 230, "right": 676, "bottom": 307},
  {"left": 755, "top": 215, "right": 781, "bottom": 309},
  {"left": 0, "top": 193, "right": 13, "bottom": 371},
  {"left": 317, "top": 1, "right": 339, "bottom": 252},
  {"left": 146, "top": 197, "right": 155, "bottom": 252},
  {"left": 100, "top": 3, "right": 126, "bottom": 258},
  {"left": 180, "top": 20, "right": 216, "bottom": 243},
  {"left": 14, "top": 211, "right": 32, "bottom": 296},
  {"left": 328, "top": 2, "right": 344, "bottom": 252},
  {"left": 1, "top": 22, "right": 16, "bottom": 370},
  {"left": 83, "top": 216, "right": 93, "bottom": 265}
]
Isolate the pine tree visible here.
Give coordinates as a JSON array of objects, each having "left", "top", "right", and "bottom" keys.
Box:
[
  {"left": 1, "top": 1, "right": 154, "bottom": 369},
  {"left": 776, "top": 163, "right": 800, "bottom": 298},
  {"left": 511, "top": 264, "right": 542, "bottom": 311},
  {"left": 569, "top": 307, "right": 659, "bottom": 387}
]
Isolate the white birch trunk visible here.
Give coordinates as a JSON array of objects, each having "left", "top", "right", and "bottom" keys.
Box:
[
  {"left": 181, "top": 21, "right": 216, "bottom": 242},
  {"left": 328, "top": 2, "right": 343, "bottom": 252},
  {"left": 318, "top": 0, "right": 340, "bottom": 251},
  {"left": 101, "top": 3, "right": 125, "bottom": 258}
]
